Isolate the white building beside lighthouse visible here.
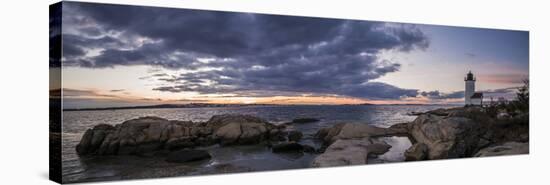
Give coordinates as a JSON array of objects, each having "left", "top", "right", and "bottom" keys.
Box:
[{"left": 464, "top": 71, "right": 483, "bottom": 106}]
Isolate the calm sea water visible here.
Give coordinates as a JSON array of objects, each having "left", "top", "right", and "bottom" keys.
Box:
[{"left": 61, "top": 105, "right": 455, "bottom": 182}]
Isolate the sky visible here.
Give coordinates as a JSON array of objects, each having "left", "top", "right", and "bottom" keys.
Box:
[{"left": 51, "top": 2, "right": 529, "bottom": 109}]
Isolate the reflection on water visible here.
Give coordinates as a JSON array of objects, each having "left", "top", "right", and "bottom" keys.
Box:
[
  {"left": 61, "top": 105, "right": 454, "bottom": 183},
  {"left": 370, "top": 136, "right": 413, "bottom": 163}
]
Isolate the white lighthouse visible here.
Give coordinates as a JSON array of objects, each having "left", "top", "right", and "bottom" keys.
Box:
[
  {"left": 464, "top": 71, "right": 475, "bottom": 105},
  {"left": 464, "top": 71, "right": 483, "bottom": 106}
]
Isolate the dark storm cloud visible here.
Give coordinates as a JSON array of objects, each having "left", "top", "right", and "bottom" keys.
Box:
[
  {"left": 420, "top": 90, "right": 440, "bottom": 97},
  {"left": 62, "top": 43, "right": 86, "bottom": 58},
  {"left": 62, "top": 2, "right": 430, "bottom": 99},
  {"left": 49, "top": 3, "right": 62, "bottom": 68},
  {"left": 421, "top": 90, "right": 465, "bottom": 99}
]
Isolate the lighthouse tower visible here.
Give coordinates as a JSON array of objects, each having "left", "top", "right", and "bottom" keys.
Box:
[{"left": 464, "top": 71, "right": 476, "bottom": 105}]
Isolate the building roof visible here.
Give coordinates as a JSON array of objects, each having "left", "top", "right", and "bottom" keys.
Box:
[{"left": 471, "top": 92, "right": 483, "bottom": 99}]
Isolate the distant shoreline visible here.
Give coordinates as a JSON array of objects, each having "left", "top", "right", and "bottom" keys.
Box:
[{"left": 62, "top": 103, "right": 456, "bottom": 112}]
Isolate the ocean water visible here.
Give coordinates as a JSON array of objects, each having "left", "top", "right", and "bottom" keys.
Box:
[{"left": 61, "top": 104, "right": 455, "bottom": 182}]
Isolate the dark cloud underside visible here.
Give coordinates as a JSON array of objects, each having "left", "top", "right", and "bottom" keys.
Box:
[{"left": 61, "top": 2, "right": 431, "bottom": 100}]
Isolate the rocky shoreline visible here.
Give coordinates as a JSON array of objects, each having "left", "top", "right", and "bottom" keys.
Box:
[{"left": 76, "top": 106, "right": 529, "bottom": 168}]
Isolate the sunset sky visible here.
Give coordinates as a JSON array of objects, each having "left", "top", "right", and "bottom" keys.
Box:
[{"left": 52, "top": 2, "right": 529, "bottom": 109}]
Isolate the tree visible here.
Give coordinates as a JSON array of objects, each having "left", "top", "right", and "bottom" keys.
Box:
[{"left": 515, "top": 79, "right": 529, "bottom": 112}]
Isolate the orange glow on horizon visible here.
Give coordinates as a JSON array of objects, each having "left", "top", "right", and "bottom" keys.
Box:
[{"left": 61, "top": 87, "right": 463, "bottom": 106}]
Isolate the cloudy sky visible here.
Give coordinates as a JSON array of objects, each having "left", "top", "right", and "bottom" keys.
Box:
[{"left": 52, "top": 2, "right": 529, "bottom": 109}]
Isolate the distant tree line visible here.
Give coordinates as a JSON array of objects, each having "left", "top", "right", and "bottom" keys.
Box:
[{"left": 485, "top": 79, "right": 529, "bottom": 118}]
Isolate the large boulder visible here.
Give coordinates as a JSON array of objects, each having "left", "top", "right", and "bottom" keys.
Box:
[
  {"left": 407, "top": 114, "right": 486, "bottom": 160},
  {"left": 76, "top": 115, "right": 283, "bottom": 156},
  {"left": 208, "top": 114, "right": 280, "bottom": 145},
  {"left": 77, "top": 116, "right": 216, "bottom": 156},
  {"left": 315, "top": 123, "right": 402, "bottom": 145},
  {"left": 76, "top": 124, "right": 115, "bottom": 155},
  {"left": 311, "top": 139, "right": 390, "bottom": 167},
  {"left": 474, "top": 142, "right": 529, "bottom": 157},
  {"left": 206, "top": 114, "right": 270, "bottom": 130},
  {"left": 214, "top": 122, "right": 244, "bottom": 145},
  {"left": 77, "top": 114, "right": 287, "bottom": 156}
]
